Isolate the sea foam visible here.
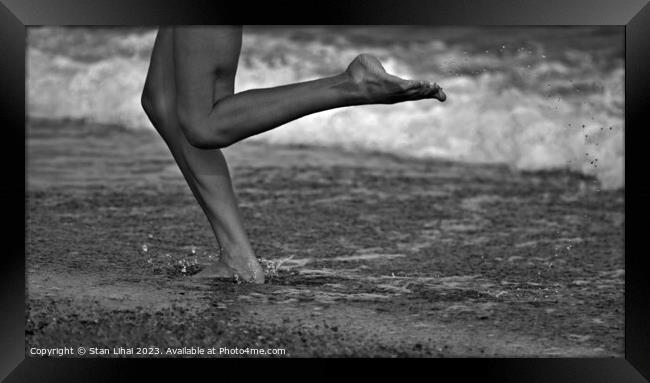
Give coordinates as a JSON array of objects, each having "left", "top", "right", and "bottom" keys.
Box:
[{"left": 27, "top": 27, "right": 624, "bottom": 189}]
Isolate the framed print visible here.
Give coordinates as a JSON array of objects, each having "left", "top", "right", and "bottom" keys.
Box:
[{"left": 1, "top": 0, "right": 648, "bottom": 381}]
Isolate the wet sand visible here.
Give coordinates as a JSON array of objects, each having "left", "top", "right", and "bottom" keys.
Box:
[{"left": 26, "top": 119, "right": 624, "bottom": 357}]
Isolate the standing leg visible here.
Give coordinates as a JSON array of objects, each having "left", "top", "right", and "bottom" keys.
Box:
[{"left": 142, "top": 27, "right": 264, "bottom": 283}]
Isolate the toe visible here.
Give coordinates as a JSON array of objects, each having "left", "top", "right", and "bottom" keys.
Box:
[
  {"left": 424, "top": 82, "right": 446, "bottom": 101},
  {"left": 435, "top": 88, "right": 447, "bottom": 102},
  {"left": 403, "top": 80, "right": 426, "bottom": 92}
]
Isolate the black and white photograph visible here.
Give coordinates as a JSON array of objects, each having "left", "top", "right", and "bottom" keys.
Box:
[{"left": 25, "top": 25, "right": 625, "bottom": 357}]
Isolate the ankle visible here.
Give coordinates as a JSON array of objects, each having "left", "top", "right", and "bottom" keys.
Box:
[
  {"left": 219, "top": 241, "right": 256, "bottom": 262},
  {"left": 331, "top": 71, "right": 368, "bottom": 105}
]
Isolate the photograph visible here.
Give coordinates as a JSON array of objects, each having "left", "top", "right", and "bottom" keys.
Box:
[{"left": 25, "top": 25, "right": 625, "bottom": 358}]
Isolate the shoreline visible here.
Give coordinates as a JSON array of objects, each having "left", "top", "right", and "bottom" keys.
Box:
[{"left": 27, "top": 117, "right": 615, "bottom": 190}]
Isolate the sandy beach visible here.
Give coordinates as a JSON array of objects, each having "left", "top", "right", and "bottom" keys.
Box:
[{"left": 26, "top": 118, "right": 624, "bottom": 357}]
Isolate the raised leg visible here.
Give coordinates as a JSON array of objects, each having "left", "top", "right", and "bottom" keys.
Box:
[{"left": 172, "top": 26, "right": 446, "bottom": 150}]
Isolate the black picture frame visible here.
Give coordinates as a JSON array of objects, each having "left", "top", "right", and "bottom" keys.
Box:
[{"left": 1, "top": 0, "right": 648, "bottom": 381}]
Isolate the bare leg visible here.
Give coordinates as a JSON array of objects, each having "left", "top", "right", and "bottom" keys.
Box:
[
  {"left": 143, "top": 26, "right": 447, "bottom": 283},
  {"left": 172, "top": 26, "right": 446, "bottom": 149},
  {"left": 142, "top": 28, "right": 263, "bottom": 282}
]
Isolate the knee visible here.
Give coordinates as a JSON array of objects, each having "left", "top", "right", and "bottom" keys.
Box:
[
  {"left": 176, "top": 108, "right": 233, "bottom": 149},
  {"left": 141, "top": 85, "right": 165, "bottom": 123},
  {"left": 141, "top": 85, "right": 230, "bottom": 149}
]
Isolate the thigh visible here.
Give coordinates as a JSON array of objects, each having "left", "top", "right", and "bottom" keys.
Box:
[
  {"left": 172, "top": 25, "right": 242, "bottom": 121},
  {"left": 143, "top": 28, "right": 175, "bottom": 127},
  {"left": 144, "top": 27, "right": 240, "bottom": 175},
  {"left": 144, "top": 26, "right": 242, "bottom": 142}
]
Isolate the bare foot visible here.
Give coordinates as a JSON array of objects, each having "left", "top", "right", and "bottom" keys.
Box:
[
  {"left": 344, "top": 53, "right": 446, "bottom": 104},
  {"left": 192, "top": 260, "right": 237, "bottom": 280},
  {"left": 221, "top": 250, "right": 265, "bottom": 284}
]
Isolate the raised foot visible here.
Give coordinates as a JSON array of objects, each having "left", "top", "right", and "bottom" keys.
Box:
[{"left": 344, "top": 53, "right": 446, "bottom": 104}]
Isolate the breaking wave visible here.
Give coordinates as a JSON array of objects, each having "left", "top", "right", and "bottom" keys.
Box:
[{"left": 27, "top": 26, "right": 624, "bottom": 189}]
